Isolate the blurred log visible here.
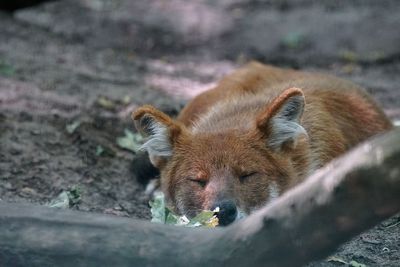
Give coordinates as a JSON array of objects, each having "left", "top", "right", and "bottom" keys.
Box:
[
  {"left": 0, "top": 0, "right": 57, "bottom": 12},
  {"left": 0, "top": 129, "right": 399, "bottom": 267}
]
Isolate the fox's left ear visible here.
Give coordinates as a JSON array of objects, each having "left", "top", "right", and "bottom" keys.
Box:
[
  {"left": 256, "top": 87, "right": 307, "bottom": 150},
  {"left": 132, "top": 105, "right": 183, "bottom": 168}
]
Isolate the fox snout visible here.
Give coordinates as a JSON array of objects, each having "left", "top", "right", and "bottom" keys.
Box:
[{"left": 212, "top": 200, "right": 238, "bottom": 226}]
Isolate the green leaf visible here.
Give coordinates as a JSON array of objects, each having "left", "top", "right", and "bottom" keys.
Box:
[
  {"left": 326, "top": 257, "right": 366, "bottom": 267},
  {"left": 0, "top": 61, "right": 15, "bottom": 76},
  {"left": 67, "top": 186, "right": 82, "bottom": 206},
  {"left": 149, "top": 192, "right": 219, "bottom": 227},
  {"left": 47, "top": 186, "right": 82, "bottom": 208},
  {"left": 96, "top": 145, "right": 104, "bottom": 156},
  {"left": 116, "top": 129, "right": 143, "bottom": 152},
  {"left": 149, "top": 192, "right": 167, "bottom": 223},
  {"left": 48, "top": 191, "right": 70, "bottom": 208},
  {"left": 66, "top": 120, "right": 81, "bottom": 134},
  {"left": 165, "top": 211, "right": 180, "bottom": 225},
  {"left": 189, "top": 211, "right": 215, "bottom": 226},
  {"left": 282, "top": 32, "right": 305, "bottom": 49}
]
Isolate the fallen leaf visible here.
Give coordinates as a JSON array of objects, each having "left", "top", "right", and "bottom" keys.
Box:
[
  {"left": 0, "top": 61, "right": 15, "bottom": 76},
  {"left": 339, "top": 50, "right": 358, "bottom": 63},
  {"left": 97, "top": 96, "right": 115, "bottom": 109},
  {"left": 48, "top": 186, "right": 82, "bottom": 209},
  {"left": 281, "top": 32, "right": 305, "bottom": 49},
  {"left": 122, "top": 95, "right": 131, "bottom": 105},
  {"left": 149, "top": 192, "right": 219, "bottom": 228},
  {"left": 149, "top": 191, "right": 167, "bottom": 223},
  {"left": 349, "top": 260, "right": 366, "bottom": 267},
  {"left": 326, "top": 256, "right": 347, "bottom": 265},
  {"left": 116, "top": 129, "right": 143, "bottom": 152},
  {"left": 96, "top": 145, "right": 104, "bottom": 156},
  {"left": 66, "top": 120, "right": 81, "bottom": 134},
  {"left": 67, "top": 186, "right": 82, "bottom": 206},
  {"left": 48, "top": 191, "right": 70, "bottom": 209}
]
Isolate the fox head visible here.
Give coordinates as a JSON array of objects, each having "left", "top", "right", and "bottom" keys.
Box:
[{"left": 132, "top": 88, "right": 309, "bottom": 225}]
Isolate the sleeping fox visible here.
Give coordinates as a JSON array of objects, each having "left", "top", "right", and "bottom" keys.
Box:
[{"left": 132, "top": 62, "right": 392, "bottom": 225}]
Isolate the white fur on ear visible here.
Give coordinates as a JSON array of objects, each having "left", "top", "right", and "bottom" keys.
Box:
[
  {"left": 139, "top": 116, "right": 173, "bottom": 158},
  {"left": 268, "top": 94, "right": 307, "bottom": 150}
]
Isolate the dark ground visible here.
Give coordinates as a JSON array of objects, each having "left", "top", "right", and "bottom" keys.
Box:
[{"left": 0, "top": 0, "right": 399, "bottom": 266}]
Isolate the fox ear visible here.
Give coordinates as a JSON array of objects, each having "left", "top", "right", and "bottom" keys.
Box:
[
  {"left": 256, "top": 88, "right": 307, "bottom": 150},
  {"left": 132, "top": 105, "right": 182, "bottom": 167}
]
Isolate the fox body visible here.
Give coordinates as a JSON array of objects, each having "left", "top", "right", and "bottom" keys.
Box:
[{"left": 133, "top": 62, "right": 392, "bottom": 225}]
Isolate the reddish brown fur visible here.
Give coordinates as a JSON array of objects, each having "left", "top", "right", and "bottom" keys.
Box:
[{"left": 132, "top": 62, "right": 393, "bottom": 217}]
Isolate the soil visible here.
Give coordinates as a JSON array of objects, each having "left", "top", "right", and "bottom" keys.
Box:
[{"left": 0, "top": 0, "right": 399, "bottom": 266}]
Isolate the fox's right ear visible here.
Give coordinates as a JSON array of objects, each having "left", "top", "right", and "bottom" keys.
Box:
[{"left": 132, "top": 105, "right": 182, "bottom": 168}]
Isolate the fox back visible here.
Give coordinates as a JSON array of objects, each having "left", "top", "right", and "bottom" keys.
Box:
[{"left": 133, "top": 62, "right": 392, "bottom": 225}]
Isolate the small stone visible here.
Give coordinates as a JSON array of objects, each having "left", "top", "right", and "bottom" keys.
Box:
[
  {"left": 21, "top": 187, "right": 37, "bottom": 196},
  {"left": 31, "top": 129, "right": 40, "bottom": 135}
]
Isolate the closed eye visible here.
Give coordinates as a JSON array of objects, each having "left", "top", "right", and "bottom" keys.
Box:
[
  {"left": 189, "top": 178, "right": 207, "bottom": 188},
  {"left": 239, "top": 172, "right": 258, "bottom": 182}
]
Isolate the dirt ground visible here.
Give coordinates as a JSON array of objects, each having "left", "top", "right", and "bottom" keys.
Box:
[{"left": 0, "top": 0, "right": 399, "bottom": 266}]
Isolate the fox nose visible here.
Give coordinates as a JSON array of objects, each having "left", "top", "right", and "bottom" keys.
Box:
[{"left": 213, "top": 200, "right": 237, "bottom": 226}]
